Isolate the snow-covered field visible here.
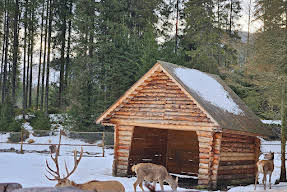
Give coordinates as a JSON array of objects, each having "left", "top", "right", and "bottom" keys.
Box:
[{"left": 1, "top": 133, "right": 287, "bottom": 191}]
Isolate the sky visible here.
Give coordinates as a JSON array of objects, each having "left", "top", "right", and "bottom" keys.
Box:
[{"left": 239, "top": 0, "right": 263, "bottom": 33}]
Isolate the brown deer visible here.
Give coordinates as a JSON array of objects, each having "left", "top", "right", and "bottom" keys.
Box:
[
  {"left": 45, "top": 132, "right": 125, "bottom": 192},
  {"left": 132, "top": 163, "right": 178, "bottom": 192},
  {"left": 254, "top": 152, "right": 274, "bottom": 190}
]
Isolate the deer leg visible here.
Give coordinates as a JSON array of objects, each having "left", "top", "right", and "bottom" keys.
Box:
[
  {"left": 269, "top": 173, "right": 272, "bottom": 189},
  {"left": 153, "top": 181, "right": 157, "bottom": 189},
  {"left": 159, "top": 180, "right": 164, "bottom": 192},
  {"left": 263, "top": 174, "right": 266, "bottom": 190},
  {"left": 139, "top": 181, "right": 145, "bottom": 192},
  {"left": 254, "top": 172, "right": 259, "bottom": 190},
  {"left": 134, "top": 178, "right": 144, "bottom": 192}
]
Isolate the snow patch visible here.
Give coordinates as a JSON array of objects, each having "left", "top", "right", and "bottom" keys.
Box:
[
  {"left": 174, "top": 68, "right": 244, "bottom": 115},
  {"left": 261, "top": 120, "right": 281, "bottom": 125}
]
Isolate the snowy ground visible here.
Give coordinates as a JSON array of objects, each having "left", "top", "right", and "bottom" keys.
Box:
[{"left": 1, "top": 134, "right": 287, "bottom": 191}]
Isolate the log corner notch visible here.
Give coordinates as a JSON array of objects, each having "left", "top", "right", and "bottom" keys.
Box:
[
  {"left": 197, "top": 130, "right": 222, "bottom": 189},
  {"left": 112, "top": 125, "right": 134, "bottom": 177}
]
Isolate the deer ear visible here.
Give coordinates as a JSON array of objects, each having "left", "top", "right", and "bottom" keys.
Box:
[{"left": 176, "top": 177, "right": 178, "bottom": 183}]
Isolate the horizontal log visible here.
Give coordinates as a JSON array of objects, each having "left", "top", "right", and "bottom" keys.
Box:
[
  {"left": 221, "top": 147, "right": 255, "bottom": 153},
  {"left": 198, "top": 175, "right": 210, "bottom": 180},
  {"left": 199, "top": 153, "right": 210, "bottom": 159},
  {"left": 110, "top": 119, "right": 215, "bottom": 129},
  {"left": 199, "top": 159, "right": 211, "bottom": 164},
  {"left": 217, "top": 173, "right": 254, "bottom": 180},
  {"left": 198, "top": 168, "right": 209, "bottom": 175},
  {"left": 221, "top": 142, "right": 255, "bottom": 149},
  {"left": 118, "top": 130, "right": 133, "bottom": 136},
  {"left": 118, "top": 140, "right": 132, "bottom": 145},
  {"left": 117, "top": 149, "right": 130, "bottom": 153},
  {"left": 199, "top": 143, "right": 212, "bottom": 149},
  {"left": 220, "top": 156, "right": 255, "bottom": 161},
  {"left": 118, "top": 142, "right": 131, "bottom": 148},
  {"left": 218, "top": 168, "right": 255, "bottom": 175},
  {"left": 196, "top": 131, "right": 213, "bottom": 137},
  {"left": 217, "top": 178, "right": 254, "bottom": 186},
  {"left": 118, "top": 156, "right": 129, "bottom": 161},
  {"left": 113, "top": 115, "right": 210, "bottom": 122},
  {"left": 218, "top": 164, "right": 255, "bottom": 170},
  {"left": 221, "top": 152, "right": 255, "bottom": 157},
  {"left": 222, "top": 132, "right": 253, "bottom": 140},
  {"left": 117, "top": 152, "right": 129, "bottom": 157},
  {"left": 221, "top": 136, "right": 254, "bottom": 144},
  {"left": 115, "top": 111, "right": 206, "bottom": 118},
  {"left": 139, "top": 88, "right": 183, "bottom": 94},
  {"left": 118, "top": 125, "right": 134, "bottom": 131},
  {"left": 118, "top": 136, "right": 132, "bottom": 141},
  {"left": 198, "top": 179, "right": 209, "bottom": 185},
  {"left": 219, "top": 160, "right": 255, "bottom": 166},
  {"left": 117, "top": 160, "right": 129, "bottom": 166},
  {"left": 134, "top": 92, "right": 187, "bottom": 98},
  {"left": 199, "top": 163, "right": 209, "bottom": 169},
  {"left": 117, "top": 164, "right": 128, "bottom": 170},
  {"left": 199, "top": 148, "right": 211, "bottom": 153}
]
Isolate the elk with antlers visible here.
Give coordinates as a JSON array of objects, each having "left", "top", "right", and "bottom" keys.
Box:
[
  {"left": 46, "top": 131, "right": 125, "bottom": 192},
  {"left": 254, "top": 152, "right": 274, "bottom": 190}
]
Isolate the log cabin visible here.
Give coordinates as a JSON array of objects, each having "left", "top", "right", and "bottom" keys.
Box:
[{"left": 96, "top": 61, "right": 274, "bottom": 189}]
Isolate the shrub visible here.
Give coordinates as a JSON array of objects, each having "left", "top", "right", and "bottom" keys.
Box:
[
  {"left": 30, "top": 112, "right": 51, "bottom": 130},
  {"left": 0, "top": 101, "right": 22, "bottom": 132},
  {"left": 104, "top": 132, "right": 114, "bottom": 145},
  {"left": 8, "top": 129, "right": 29, "bottom": 143}
]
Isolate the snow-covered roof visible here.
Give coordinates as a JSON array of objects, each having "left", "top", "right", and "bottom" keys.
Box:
[
  {"left": 174, "top": 67, "right": 243, "bottom": 115},
  {"left": 159, "top": 61, "right": 273, "bottom": 137},
  {"left": 261, "top": 120, "right": 281, "bottom": 125}
]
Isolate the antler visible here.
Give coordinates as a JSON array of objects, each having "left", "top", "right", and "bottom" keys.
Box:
[
  {"left": 45, "top": 130, "right": 84, "bottom": 181},
  {"left": 45, "top": 131, "right": 63, "bottom": 181},
  {"left": 63, "top": 147, "right": 83, "bottom": 180}
]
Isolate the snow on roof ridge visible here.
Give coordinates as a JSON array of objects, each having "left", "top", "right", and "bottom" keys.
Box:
[
  {"left": 261, "top": 120, "right": 281, "bottom": 125},
  {"left": 173, "top": 67, "right": 244, "bottom": 115}
]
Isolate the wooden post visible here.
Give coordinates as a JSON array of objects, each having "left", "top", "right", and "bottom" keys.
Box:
[
  {"left": 102, "top": 132, "right": 105, "bottom": 157},
  {"left": 20, "top": 129, "right": 24, "bottom": 154}
]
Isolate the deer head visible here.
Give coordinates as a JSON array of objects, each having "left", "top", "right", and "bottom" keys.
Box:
[{"left": 45, "top": 131, "right": 83, "bottom": 187}]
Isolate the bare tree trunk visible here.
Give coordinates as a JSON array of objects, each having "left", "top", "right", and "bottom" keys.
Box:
[
  {"left": 22, "top": 0, "right": 28, "bottom": 118},
  {"left": 59, "top": 0, "right": 67, "bottom": 109},
  {"left": 229, "top": 0, "right": 233, "bottom": 35},
  {"left": 28, "top": 11, "right": 35, "bottom": 108},
  {"left": 1, "top": 1, "right": 9, "bottom": 104},
  {"left": 0, "top": 6, "right": 7, "bottom": 97},
  {"left": 40, "top": 0, "right": 50, "bottom": 111},
  {"left": 12, "top": 0, "right": 19, "bottom": 104},
  {"left": 45, "top": 0, "right": 53, "bottom": 114},
  {"left": 25, "top": 32, "right": 30, "bottom": 108},
  {"left": 175, "top": 0, "right": 179, "bottom": 54},
  {"left": 36, "top": 0, "right": 45, "bottom": 109},
  {"left": 64, "top": 0, "right": 72, "bottom": 93},
  {"left": 280, "top": 80, "right": 287, "bottom": 182},
  {"left": 247, "top": 0, "right": 251, "bottom": 45}
]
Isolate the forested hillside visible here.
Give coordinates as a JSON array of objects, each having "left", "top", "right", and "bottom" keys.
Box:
[{"left": 0, "top": 0, "right": 286, "bottom": 132}]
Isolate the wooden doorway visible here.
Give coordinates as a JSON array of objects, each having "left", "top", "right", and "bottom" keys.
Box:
[
  {"left": 128, "top": 127, "right": 199, "bottom": 179},
  {"left": 166, "top": 130, "right": 199, "bottom": 176},
  {"left": 128, "top": 126, "right": 168, "bottom": 175}
]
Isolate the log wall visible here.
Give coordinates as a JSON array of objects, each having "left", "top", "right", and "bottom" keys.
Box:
[
  {"left": 113, "top": 125, "right": 134, "bottom": 177},
  {"left": 105, "top": 70, "right": 215, "bottom": 128},
  {"left": 217, "top": 132, "right": 259, "bottom": 186}
]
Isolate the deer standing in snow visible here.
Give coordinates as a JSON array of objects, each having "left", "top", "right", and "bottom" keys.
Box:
[
  {"left": 254, "top": 152, "right": 274, "bottom": 190},
  {"left": 45, "top": 132, "right": 125, "bottom": 192},
  {"left": 132, "top": 163, "right": 178, "bottom": 192}
]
